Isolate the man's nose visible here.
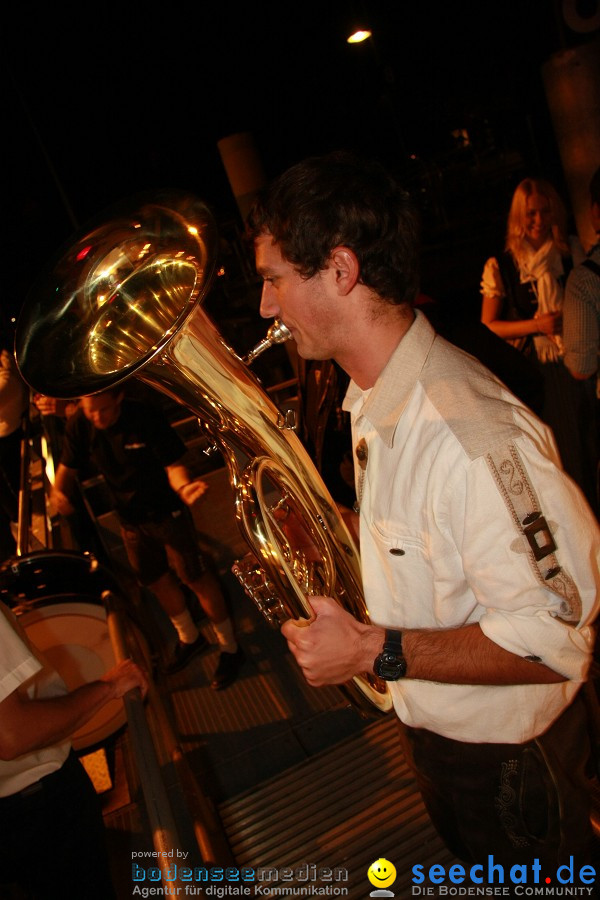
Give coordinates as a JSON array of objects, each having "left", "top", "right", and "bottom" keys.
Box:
[{"left": 259, "top": 283, "right": 279, "bottom": 319}]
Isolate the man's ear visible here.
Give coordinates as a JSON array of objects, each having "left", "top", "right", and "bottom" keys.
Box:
[{"left": 329, "top": 246, "right": 360, "bottom": 296}]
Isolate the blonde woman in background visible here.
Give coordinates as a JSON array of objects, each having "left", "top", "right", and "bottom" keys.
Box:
[{"left": 480, "top": 177, "right": 587, "bottom": 496}]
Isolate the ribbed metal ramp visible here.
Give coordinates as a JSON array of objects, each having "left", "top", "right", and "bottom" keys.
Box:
[{"left": 218, "top": 714, "right": 457, "bottom": 899}]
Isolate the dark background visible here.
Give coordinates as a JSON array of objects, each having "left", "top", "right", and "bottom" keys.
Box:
[{"left": 3, "top": 0, "right": 599, "bottom": 326}]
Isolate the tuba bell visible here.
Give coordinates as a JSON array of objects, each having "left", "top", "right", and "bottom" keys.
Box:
[{"left": 15, "top": 191, "right": 391, "bottom": 716}]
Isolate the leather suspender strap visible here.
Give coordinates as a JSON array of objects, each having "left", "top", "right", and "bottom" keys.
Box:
[{"left": 485, "top": 442, "right": 582, "bottom": 624}]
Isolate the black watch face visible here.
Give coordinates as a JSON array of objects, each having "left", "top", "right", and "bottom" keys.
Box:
[{"left": 376, "top": 650, "right": 407, "bottom": 680}]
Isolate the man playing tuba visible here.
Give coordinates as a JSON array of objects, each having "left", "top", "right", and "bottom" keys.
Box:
[{"left": 247, "top": 151, "right": 600, "bottom": 879}]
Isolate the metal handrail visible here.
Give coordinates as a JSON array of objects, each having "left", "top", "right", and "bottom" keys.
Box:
[
  {"left": 104, "top": 591, "right": 234, "bottom": 873},
  {"left": 104, "top": 591, "right": 189, "bottom": 889}
]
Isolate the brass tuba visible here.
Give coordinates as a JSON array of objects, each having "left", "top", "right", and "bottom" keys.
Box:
[{"left": 15, "top": 192, "right": 391, "bottom": 715}]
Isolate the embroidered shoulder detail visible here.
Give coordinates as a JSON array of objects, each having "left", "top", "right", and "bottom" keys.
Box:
[{"left": 486, "top": 444, "right": 582, "bottom": 623}]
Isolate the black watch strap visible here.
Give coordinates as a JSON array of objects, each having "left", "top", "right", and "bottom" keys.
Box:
[
  {"left": 374, "top": 629, "right": 407, "bottom": 681},
  {"left": 384, "top": 629, "right": 403, "bottom": 654}
]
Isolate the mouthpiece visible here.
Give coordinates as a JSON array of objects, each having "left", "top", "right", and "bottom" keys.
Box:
[{"left": 243, "top": 320, "right": 292, "bottom": 364}]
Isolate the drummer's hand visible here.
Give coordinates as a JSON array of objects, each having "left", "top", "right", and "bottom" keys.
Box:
[{"left": 102, "top": 659, "right": 149, "bottom": 700}]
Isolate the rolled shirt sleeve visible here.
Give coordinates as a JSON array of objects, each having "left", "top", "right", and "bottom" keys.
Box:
[{"left": 479, "top": 609, "right": 595, "bottom": 682}]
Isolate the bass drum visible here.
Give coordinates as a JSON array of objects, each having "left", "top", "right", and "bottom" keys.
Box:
[{"left": 0, "top": 550, "right": 144, "bottom": 751}]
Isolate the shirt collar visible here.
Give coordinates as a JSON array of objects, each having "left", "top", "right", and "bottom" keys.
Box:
[{"left": 343, "top": 309, "right": 436, "bottom": 447}]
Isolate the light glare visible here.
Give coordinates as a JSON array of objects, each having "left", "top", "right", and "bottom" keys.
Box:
[{"left": 347, "top": 29, "right": 372, "bottom": 44}]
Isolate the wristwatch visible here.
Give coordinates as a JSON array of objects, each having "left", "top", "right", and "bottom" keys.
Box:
[{"left": 374, "top": 629, "right": 407, "bottom": 680}]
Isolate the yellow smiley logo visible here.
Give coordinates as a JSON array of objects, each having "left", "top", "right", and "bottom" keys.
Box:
[{"left": 367, "top": 858, "right": 397, "bottom": 889}]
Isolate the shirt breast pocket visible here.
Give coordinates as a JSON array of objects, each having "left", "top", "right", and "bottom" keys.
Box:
[
  {"left": 367, "top": 520, "right": 435, "bottom": 624},
  {"left": 371, "top": 519, "right": 427, "bottom": 557}
]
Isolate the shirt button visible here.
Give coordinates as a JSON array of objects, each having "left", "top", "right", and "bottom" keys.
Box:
[{"left": 389, "top": 548, "right": 405, "bottom": 556}]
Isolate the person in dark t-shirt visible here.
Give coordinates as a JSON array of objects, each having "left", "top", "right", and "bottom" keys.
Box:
[{"left": 52, "top": 389, "right": 244, "bottom": 688}]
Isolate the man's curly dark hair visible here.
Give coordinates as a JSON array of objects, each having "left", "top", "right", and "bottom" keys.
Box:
[{"left": 247, "top": 151, "right": 420, "bottom": 307}]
